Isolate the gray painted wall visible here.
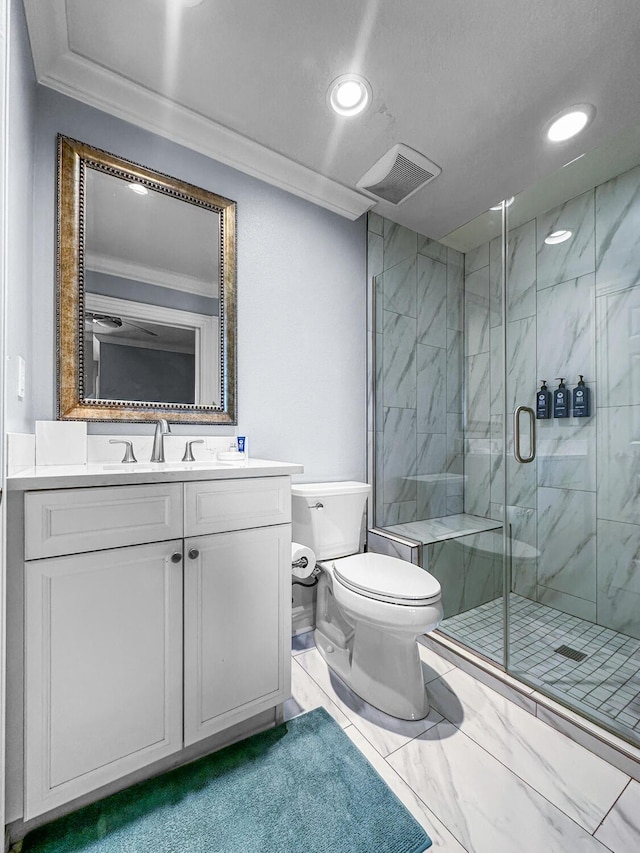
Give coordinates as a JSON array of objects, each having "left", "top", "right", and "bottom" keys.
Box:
[
  {"left": 30, "top": 88, "right": 367, "bottom": 482},
  {"left": 5, "top": 0, "right": 37, "bottom": 434}
]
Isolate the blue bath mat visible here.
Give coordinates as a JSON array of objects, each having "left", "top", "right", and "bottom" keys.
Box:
[{"left": 22, "top": 707, "right": 432, "bottom": 852}]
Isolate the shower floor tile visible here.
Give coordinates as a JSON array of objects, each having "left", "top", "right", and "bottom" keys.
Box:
[{"left": 440, "top": 594, "right": 640, "bottom": 740}]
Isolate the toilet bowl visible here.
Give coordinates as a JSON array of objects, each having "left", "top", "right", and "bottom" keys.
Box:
[{"left": 292, "top": 482, "right": 443, "bottom": 720}]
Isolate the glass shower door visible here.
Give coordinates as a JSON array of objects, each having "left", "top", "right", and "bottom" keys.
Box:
[{"left": 504, "top": 143, "right": 640, "bottom": 747}]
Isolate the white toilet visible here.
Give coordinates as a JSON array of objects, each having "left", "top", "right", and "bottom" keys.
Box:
[{"left": 292, "top": 481, "right": 443, "bottom": 720}]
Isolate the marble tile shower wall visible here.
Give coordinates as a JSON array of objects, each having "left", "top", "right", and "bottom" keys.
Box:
[
  {"left": 464, "top": 163, "right": 640, "bottom": 639},
  {"left": 367, "top": 213, "right": 464, "bottom": 528}
]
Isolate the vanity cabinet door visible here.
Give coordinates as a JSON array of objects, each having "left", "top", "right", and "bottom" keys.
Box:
[
  {"left": 24, "top": 540, "right": 184, "bottom": 820},
  {"left": 183, "top": 524, "right": 291, "bottom": 746}
]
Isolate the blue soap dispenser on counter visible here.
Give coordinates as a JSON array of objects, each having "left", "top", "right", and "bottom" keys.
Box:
[
  {"left": 536, "top": 380, "right": 551, "bottom": 419},
  {"left": 572, "top": 376, "right": 591, "bottom": 418},
  {"left": 553, "top": 378, "right": 570, "bottom": 418}
]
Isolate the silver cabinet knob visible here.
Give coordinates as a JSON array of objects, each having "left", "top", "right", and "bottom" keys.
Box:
[
  {"left": 188, "top": 548, "right": 200, "bottom": 560},
  {"left": 171, "top": 552, "right": 182, "bottom": 563}
]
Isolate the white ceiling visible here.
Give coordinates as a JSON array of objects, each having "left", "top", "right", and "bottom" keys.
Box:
[{"left": 23, "top": 0, "right": 640, "bottom": 244}]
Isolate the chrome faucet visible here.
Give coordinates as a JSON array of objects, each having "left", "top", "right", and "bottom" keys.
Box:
[{"left": 151, "top": 419, "right": 171, "bottom": 463}]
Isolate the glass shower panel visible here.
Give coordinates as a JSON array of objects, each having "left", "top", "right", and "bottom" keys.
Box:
[{"left": 504, "top": 140, "right": 640, "bottom": 747}]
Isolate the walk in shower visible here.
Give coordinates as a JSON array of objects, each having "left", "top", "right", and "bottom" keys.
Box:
[{"left": 367, "top": 124, "right": 640, "bottom": 748}]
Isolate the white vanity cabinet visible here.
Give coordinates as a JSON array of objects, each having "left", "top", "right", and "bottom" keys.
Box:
[{"left": 17, "top": 472, "right": 294, "bottom": 822}]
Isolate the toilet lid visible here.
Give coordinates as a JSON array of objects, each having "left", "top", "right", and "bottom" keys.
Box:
[{"left": 332, "top": 553, "right": 441, "bottom": 606}]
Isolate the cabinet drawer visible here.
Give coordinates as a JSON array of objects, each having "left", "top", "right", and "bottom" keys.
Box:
[
  {"left": 25, "top": 484, "right": 184, "bottom": 559},
  {"left": 184, "top": 476, "right": 290, "bottom": 537}
]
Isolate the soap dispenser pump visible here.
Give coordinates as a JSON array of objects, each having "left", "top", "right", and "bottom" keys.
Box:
[
  {"left": 572, "top": 375, "right": 591, "bottom": 418},
  {"left": 536, "top": 380, "right": 551, "bottom": 419},
  {"left": 553, "top": 378, "right": 570, "bottom": 418}
]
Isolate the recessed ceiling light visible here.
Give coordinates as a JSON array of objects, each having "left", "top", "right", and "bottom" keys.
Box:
[
  {"left": 489, "top": 197, "right": 515, "bottom": 211},
  {"left": 128, "top": 183, "right": 148, "bottom": 195},
  {"left": 328, "top": 74, "right": 372, "bottom": 117},
  {"left": 544, "top": 229, "right": 572, "bottom": 245},
  {"left": 546, "top": 105, "right": 595, "bottom": 142}
]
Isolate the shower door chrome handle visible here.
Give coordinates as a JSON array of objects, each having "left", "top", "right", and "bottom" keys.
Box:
[{"left": 514, "top": 405, "right": 536, "bottom": 463}]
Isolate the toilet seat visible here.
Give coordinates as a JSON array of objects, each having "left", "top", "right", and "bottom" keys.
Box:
[{"left": 332, "top": 553, "right": 441, "bottom": 606}]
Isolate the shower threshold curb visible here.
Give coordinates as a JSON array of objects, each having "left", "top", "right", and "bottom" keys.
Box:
[{"left": 423, "top": 630, "right": 640, "bottom": 784}]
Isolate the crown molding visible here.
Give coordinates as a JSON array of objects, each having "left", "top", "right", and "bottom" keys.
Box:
[{"left": 23, "top": 1, "right": 372, "bottom": 221}]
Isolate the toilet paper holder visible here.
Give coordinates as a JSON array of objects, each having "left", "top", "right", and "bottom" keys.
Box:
[{"left": 292, "top": 555, "right": 310, "bottom": 571}]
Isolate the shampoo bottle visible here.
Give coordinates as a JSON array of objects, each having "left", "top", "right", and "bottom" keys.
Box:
[
  {"left": 536, "top": 380, "right": 551, "bottom": 419},
  {"left": 553, "top": 378, "right": 570, "bottom": 418},
  {"left": 572, "top": 376, "right": 591, "bottom": 418}
]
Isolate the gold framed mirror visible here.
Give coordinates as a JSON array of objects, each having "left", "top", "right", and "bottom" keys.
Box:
[{"left": 57, "top": 135, "right": 237, "bottom": 424}]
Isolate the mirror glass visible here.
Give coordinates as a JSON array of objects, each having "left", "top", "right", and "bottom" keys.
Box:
[{"left": 57, "top": 136, "right": 237, "bottom": 424}]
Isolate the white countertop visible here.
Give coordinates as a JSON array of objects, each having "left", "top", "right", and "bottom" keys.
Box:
[{"left": 6, "top": 457, "right": 304, "bottom": 491}]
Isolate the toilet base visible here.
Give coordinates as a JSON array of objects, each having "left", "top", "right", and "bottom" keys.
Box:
[{"left": 314, "top": 621, "right": 429, "bottom": 721}]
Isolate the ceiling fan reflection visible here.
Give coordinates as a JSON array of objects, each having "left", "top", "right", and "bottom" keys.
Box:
[{"left": 85, "top": 311, "right": 158, "bottom": 337}]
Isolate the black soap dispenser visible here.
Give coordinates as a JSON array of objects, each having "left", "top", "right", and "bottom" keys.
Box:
[
  {"left": 553, "top": 378, "right": 570, "bottom": 418},
  {"left": 572, "top": 375, "right": 591, "bottom": 418},
  {"left": 536, "top": 380, "right": 552, "bottom": 419}
]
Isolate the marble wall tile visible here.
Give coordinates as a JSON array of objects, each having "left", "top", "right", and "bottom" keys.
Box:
[
  {"left": 489, "top": 235, "right": 502, "bottom": 327},
  {"left": 536, "top": 586, "right": 597, "bottom": 621},
  {"left": 417, "top": 234, "right": 448, "bottom": 264},
  {"left": 490, "top": 325, "right": 503, "bottom": 415},
  {"left": 447, "top": 496, "right": 464, "bottom": 514},
  {"left": 459, "top": 531, "right": 501, "bottom": 610},
  {"left": 447, "top": 248, "right": 464, "bottom": 332},
  {"left": 506, "top": 315, "right": 536, "bottom": 413},
  {"left": 418, "top": 479, "right": 448, "bottom": 520},
  {"left": 417, "top": 344, "right": 447, "bottom": 433},
  {"left": 374, "top": 332, "right": 384, "bottom": 430},
  {"left": 465, "top": 266, "right": 491, "bottom": 355},
  {"left": 374, "top": 272, "right": 383, "bottom": 333},
  {"left": 375, "top": 430, "right": 384, "bottom": 524},
  {"left": 367, "top": 210, "right": 384, "bottom": 236},
  {"left": 382, "top": 406, "right": 416, "bottom": 504},
  {"left": 446, "top": 329, "right": 463, "bottom": 414},
  {"left": 536, "top": 273, "right": 596, "bottom": 385},
  {"left": 597, "top": 404, "right": 640, "bottom": 524},
  {"left": 596, "top": 284, "right": 640, "bottom": 407},
  {"left": 426, "top": 541, "right": 464, "bottom": 618},
  {"left": 383, "top": 311, "right": 416, "bottom": 409},
  {"left": 382, "top": 500, "right": 417, "bottom": 527},
  {"left": 382, "top": 257, "right": 417, "bottom": 317},
  {"left": 367, "top": 230, "right": 384, "bottom": 286},
  {"left": 536, "top": 417, "right": 596, "bottom": 492},
  {"left": 464, "top": 438, "right": 492, "bottom": 517},
  {"left": 597, "top": 519, "right": 640, "bottom": 640},
  {"left": 417, "top": 434, "right": 448, "bottom": 518},
  {"left": 465, "top": 352, "right": 491, "bottom": 439},
  {"left": 417, "top": 255, "right": 447, "bottom": 347},
  {"left": 595, "top": 162, "right": 640, "bottom": 295},
  {"left": 465, "top": 241, "right": 489, "bottom": 274},
  {"left": 507, "top": 219, "right": 537, "bottom": 321},
  {"left": 383, "top": 220, "right": 417, "bottom": 270},
  {"left": 536, "top": 190, "right": 595, "bottom": 290},
  {"left": 446, "top": 412, "right": 464, "bottom": 497},
  {"left": 508, "top": 506, "right": 538, "bottom": 598},
  {"left": 537, "top": 486, "right": 597, "bottom": 602}
]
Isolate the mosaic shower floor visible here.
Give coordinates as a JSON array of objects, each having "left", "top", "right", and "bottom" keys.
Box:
[{"left": 441, "top": 593, "right": 640, "bottom": 739}]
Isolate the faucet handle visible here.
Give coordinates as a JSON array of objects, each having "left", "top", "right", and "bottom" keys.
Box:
[
  {"left": 109, "top": 439, "right": 137, "bottom": 464},
  {"left": 182, "top": 439, "right": 204, "bottom": 463}
]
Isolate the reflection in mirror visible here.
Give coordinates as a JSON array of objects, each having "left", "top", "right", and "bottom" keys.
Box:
[{"left": 57, "top": 136, "right": 236, "bottom": 424}]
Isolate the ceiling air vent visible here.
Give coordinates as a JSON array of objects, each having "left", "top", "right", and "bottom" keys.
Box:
[{"left": 357, "top": 144, "right": 441, "bottom": 205}]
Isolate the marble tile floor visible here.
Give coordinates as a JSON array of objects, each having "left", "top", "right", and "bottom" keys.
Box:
[
  {"left": 288, "top": 631, "right": 640, "bottom": 852},
  {"left": 440, "top": 594, "right": 640, "bottom": 741}
]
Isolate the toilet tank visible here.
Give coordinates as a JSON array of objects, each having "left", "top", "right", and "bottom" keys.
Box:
[{"left": 291, "top": 481, "right": 371, "bottom": 560}]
